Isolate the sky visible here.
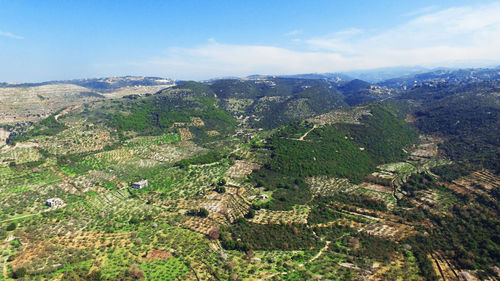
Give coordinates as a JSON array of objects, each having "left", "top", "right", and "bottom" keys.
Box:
[{"left": 1, "top": 0, "right": 500, "bottom": 82}]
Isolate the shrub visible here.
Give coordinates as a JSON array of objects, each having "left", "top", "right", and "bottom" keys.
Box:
[
  {"left": 214, "top": 186, "right": 226, "bottom": 194},
  {"left": 128, "top": 264, "right": 145, "bottom": 280},
  {"left": 217, "top": 178, "right": 227, "bottom": 186},
  {"left": 187, "top": 208, "right": 209, "bottom": 218},
  {"left": 208, "top": 227, "right": 220, "bottom": 240},
  {"left": 87, "top": 270, "right": 103, "bottom": 281},
  {"left": 12, "top": 267, "right": 26, "bottom": 279},
  {"left": 6, "top": 222, "right": 16, "bottom": 231},
  {"left": 198, "top": 208, "right": 209, "bottom": 218},
  {"left": 244, "top": 209, "right": 255, "bottom": 219}
]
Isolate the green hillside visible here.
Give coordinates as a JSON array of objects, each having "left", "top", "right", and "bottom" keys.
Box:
[
  {"left": 0, "top": 76, "right": 498, "bottom": 281},
  {"left": 251, "top": 104, "right": 418, "bottom": 210}
]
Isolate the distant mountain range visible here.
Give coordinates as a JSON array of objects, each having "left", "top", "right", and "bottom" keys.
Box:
[
  {"left": 0, "top": 76, "right": 174, "bottom": 91},
  {"left": 343, "top": 66, "right": 430, "bottom": 83},
  {"left": 3, "top": 67, "right": 500, "bottom": 91},
  {"left": 245, "top": 66, "right": 500, "bottom": 88},
  {"left": 377, "top": 68, "right": 500, "bottom": 88}
]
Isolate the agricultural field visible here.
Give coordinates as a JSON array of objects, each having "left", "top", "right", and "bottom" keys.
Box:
[
  {"left": 308, "top": 106, "right": 372, "bottom": 125},
  {"left": 0, "top": 78, "right": 498, "bottom": 280},
  {"left": 248, "top": 205, "right": 310, "bottom": 225},
  {"left": 226, "top": 160, "right": 261, "bottom": 179}
]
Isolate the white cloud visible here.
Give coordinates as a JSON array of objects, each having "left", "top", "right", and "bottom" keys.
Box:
[
  {"left": 284, "top": 29, "right": 303, "bottom": 36},
  {"left": 402, "top": 5, "right": 439, "bottom": 17},
  {"left": 127, "top": 2, "right": 500, "bottom": 79},
  {"left": 306, "top": 28, "right": 363, "bottom": 53},
  {"left": 0, "top": 30, "right": 23, "bottom": 39},
  {"left": 124, "top": 42, "right": 351, "bottom": 79}
]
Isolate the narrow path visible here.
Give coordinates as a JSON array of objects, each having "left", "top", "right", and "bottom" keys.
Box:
[
  {"left": 261, "top": 239, "right": 331, "bottom": 280},
  {"left": 0, "top": 212, "right": 41, "bottom": 223},
  {"left": 308, "top": 240, "right": 331, "bottom": 263},
  {"left": 390, "top": 178, "right": 399, "bottom": 206},
  {"left": 298, "top": 125, "right": 317, "bottom": 141},
  {"left": 3, "top": 256, "right": 8, "bottom": 280},
  {"left": 54, "top": 105, "right": 80, "bottom": 120},
  {"left": 429, "top": 252, "right": 446, "bottom": 281}
]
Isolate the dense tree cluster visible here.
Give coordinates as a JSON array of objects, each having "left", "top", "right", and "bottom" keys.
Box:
[
  {"left": 11, "top": 115, "right": 67, "bottom": 142},
  {"left": 400, "top": 173, "right": 445, "bottom": 196},
  {"left": 174, "top": 150, "right": 226, "bottom": 169},
  {"left": 403, "top": 82, "right": 500, "bottom": 173},
  {"left": 430, "top": 164, "right": 472, "bottom": 182},
  {"left": 220, "top": 219, "right": 321, "bottom": 251},
  {"left": 399, "top": 172, "right": 500, "bottom": 278},
  {"left": 105, "top": 95, "right": 236, "bottom": 140}
]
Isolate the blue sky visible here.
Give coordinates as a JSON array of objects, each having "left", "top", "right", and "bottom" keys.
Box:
[{"left": 1, "top": 0, "right": 500, "bottom": 82}]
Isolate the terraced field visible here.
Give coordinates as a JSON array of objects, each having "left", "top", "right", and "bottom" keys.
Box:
[{"left": 0, "top": 78, "right": 497, "bottom": 280}]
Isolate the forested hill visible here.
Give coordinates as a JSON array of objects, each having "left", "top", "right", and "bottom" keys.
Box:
[
  {"left": 250, "top": 104, "right": 418, "bottom": 210},
  {"left": 399, "top": 81, "right": 500, "bottom": 173},
  {"left": 170, "top": 77, "right": 397, "bottom": 128},
  {"left": 172, "top": 79, "right": 348, "bottom": 129}
]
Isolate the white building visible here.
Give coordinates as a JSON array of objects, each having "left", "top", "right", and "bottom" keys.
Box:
[
  {"left": 132, "top": 179, "right": 148, "bottom": 189},
  {"left": 46, "top": 198, "right": 64, "bottom": 208}
]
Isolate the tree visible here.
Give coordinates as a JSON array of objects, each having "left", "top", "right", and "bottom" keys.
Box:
[
  {"left": 208, "top": 227, "right": 220, "bottom": 240},
  {"left": 218, "top": 178, "right": 227, "bottom": 186},
  {"left": 6, "top": 222, "right": 16, "bottom": 231},
  {"left": 198, "top": 208, "right": 209, "bottom": 218},
  {"left": 245, "top": 209, "right": 255, "bottom": 219},
  {"left": 187, "top": 208, "right": 209, "bottom": 218},
  {"left": 87, "top": 270, "right": 103, "bottom": 281},
  {"left": 128, "top": 264, "right": 145, "bottom": 280},
  {"left": 12, "top": 267, "right": 26, "bottom": 279},
  {"left": 215, "top": 185, "right": 226, "bottom": 193}
]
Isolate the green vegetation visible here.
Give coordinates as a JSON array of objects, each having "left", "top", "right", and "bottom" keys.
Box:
[
  {"left": 250, "top": 170, "right": 312, "bottom": 210},
  {"left": 1, "top": 76, "right": 498, "bottom": 280},
  {"left": 398, "top": 172, "right": 500, "bottom": 278},
  {"left": 431, "top": 164, "right": 472, "bottom": 182},
  {"left": 352, "top": 233, "right": 397, "bottom": 262},
  {"left": 11, "top": 115, "right": 67, "bottom": 142},
  {"left": 331, "top": 193, "right": 387, "bottom": 211},
  {"left": 308, "top": 198, "right": 343, "bottom": 224},
  {"left": 269, "top": 128, "right": 373, "bottom": 181},
  {"left": 255, "top": 86, "right": 347, "bottom": 128},
  {"left": 270, "top": 105, "right": 416, "bottom": 181},
  {"left": 6, "top": 222, "right": 17, "bottom": 231},
  {"left": 251, "top": 105, "right": 417, "bottom": 210},
  {"left": 187, "top": 208, "right": 209, "bottom": 218},
  {"left": 406, "top": 83, "right": 500, "bottom": 173},
  {"left": 12, "top": 267, "right": 27, "bottom": 279},
  {"left": 98, "top": 93, "right": 237, "bottom": 141},
  {"left": 174, "top": 150, "right": 226, "bottom": 168},
  {"left": 400, "top": 173, "right": 444, "bottom": 196},
  {"left": 214, "top": 185, "right": 226, "bottom": 194},
  {"left": 208, "top": 78, "right": 347, "bottom": 128},
  {"left": 220, "top": 219, "right": 321, "bottom": 251},
  {"left": 125, "top": 133, "right": 180, "bottom": 146}
]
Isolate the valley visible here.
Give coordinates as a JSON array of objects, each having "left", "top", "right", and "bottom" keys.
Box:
[{"left": 0, "top": 71, "right": 498, "bottom": 280}]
